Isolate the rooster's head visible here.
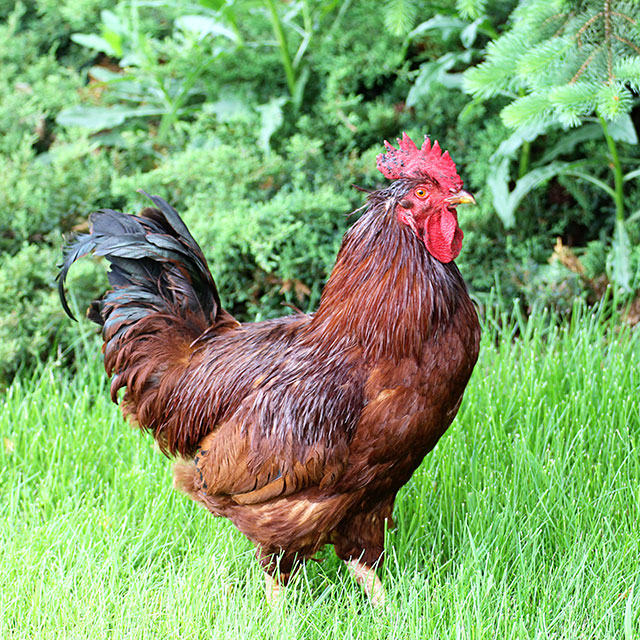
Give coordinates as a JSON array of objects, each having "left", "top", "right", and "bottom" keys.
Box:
[{"left": 376, "top": 133, "right": 475, "bottom": 263}]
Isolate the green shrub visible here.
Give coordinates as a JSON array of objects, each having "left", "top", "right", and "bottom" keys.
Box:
[
  {"left": 0, "top": 137, "right": 113, "bottom": 253},
  {"left": 0, "top": 243, "right": 104, "bottom": 383}
]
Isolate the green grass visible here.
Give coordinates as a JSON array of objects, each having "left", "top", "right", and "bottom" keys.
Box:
[{"left": 1, "top": 304, "right": 639, "bottom": 639}]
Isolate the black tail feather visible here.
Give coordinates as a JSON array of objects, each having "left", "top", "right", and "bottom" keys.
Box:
[
  {"left": 58, "top": 193, "right": 223, "bottom": 334},
  {"left": 59, "top": 233, "right": 98, "bottom": 320},
  {"left": 138, "top": 190, "right": 200, "bottom": 247}
]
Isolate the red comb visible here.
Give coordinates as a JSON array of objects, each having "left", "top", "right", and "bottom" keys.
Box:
[{"left": 376, "top": 133, "right": 461, "bottom": 187}]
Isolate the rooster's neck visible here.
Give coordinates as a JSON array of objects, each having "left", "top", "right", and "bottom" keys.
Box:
[{"left": 311, "top": 200, "right": 472, "bottom": 361}]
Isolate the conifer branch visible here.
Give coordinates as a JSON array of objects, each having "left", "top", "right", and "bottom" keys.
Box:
[
  {"left": 542, "top": 12, "right": 566, "bottom": 26},
  {"left": 611, "top": 11, "right": 636, "bottom": 26},
  {"left": 552, "top": 14, "right": 573, "bottom": 39},
  {"left": 614, "top": 34, "right": 640, "bottom": 57},
  {"left": 570, "top": 46, "right": 601, "bottom": 84},
  {"left": 542, "top": 11, "right": 580, "bottom": 39},
  {"left": 604, "top": 0, "right": 613, "bottom": 81},
  {"left": 576, "top": 12, "right": 603, "bottom": 48},
  {"left": 465, "top": 0, "right": 640, "bottom": 126},
  {"left": 464, "top": 0, "right": 640, "bottom": 245},
  {"left": 542, "top": 11, "right": 569, "bottom": 32}
]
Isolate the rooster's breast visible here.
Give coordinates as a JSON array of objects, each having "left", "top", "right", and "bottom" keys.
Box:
[{"left": 338, "top": 302, "right": 480, "bottom": 494}]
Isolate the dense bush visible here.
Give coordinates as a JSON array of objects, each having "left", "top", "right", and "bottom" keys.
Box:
[{"left": 0, "top": 0, "right": 638, "bottom": 384}]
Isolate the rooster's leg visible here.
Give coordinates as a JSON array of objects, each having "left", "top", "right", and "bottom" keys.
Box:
[
  {"left": 265, "top": 573, "right": 284, "bottom": 606},
  {"left": 345, "top": 559, "right": 386, "bottom": 607}
]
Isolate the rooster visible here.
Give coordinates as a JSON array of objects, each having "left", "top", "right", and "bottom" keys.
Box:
[{"left": 59, "top": 133, "right": 480, "bottom": 606}]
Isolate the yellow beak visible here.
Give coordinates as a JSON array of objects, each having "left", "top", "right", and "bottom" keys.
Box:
[{"left": 446, "top": 190, "right": 476, "bottom": 206}]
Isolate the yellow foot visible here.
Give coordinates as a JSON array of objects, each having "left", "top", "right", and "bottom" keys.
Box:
[
  {"left": 345, "top": 559, "right": 386, "bottom": 607},
  {"left": 265, "top": 573, "right": 284, "bottom": 607}
]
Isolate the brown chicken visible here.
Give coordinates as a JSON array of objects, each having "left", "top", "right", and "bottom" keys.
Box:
[{"left": 59, "top": 133, "right": 480, "bottom": 605}]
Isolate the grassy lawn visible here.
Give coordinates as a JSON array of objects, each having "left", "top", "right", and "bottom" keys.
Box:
[{"left": 1, "top": 305, "right": 639, "bottom": 639}]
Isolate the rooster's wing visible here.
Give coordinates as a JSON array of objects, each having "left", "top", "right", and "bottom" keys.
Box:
[{"left": 172, "top": 316, "right": 368, "bottom": 504}]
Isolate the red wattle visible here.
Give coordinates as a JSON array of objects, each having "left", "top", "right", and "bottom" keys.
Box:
[{"left": 425, "top": 208, "right": 463, "bottom": 263}]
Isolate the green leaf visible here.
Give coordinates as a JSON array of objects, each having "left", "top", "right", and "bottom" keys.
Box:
[
  {"left": 175, "top": 15, "right": 239, "bottom": 41},
  {"left": 407, "top": 51, "right": 471, "bottom": 106},
  {"left": 87, "top": 66, "right": 122, "bottom": 83},
  {"left": 57, "top": 106, "right": 127, "bottom": 130},
  {"left": 487, "top": 157, "right": 512, "bottom": 227},
  {"left": 100, "top": 10, "right": 124, "bottom": 35},
  {"left": 624, "top": 167, "right": 640, "bottom": 183},
  {"left": 409, "top": 15, "right": 466, "bottom": 40},
  {"left": 607, "top": 219, "right": 632, "bottom": 292},
  {"left": 560, "top": 166, "right": 616, "bottom": 199},
  {"left": 203, "top": 93, "right": 251, "bottom": 121},
  {"left": 71, "top": 33, "right": 118, "bottom": 57},
  {"left": 624, "top": 587, "right": 634, "bottom": 640},
  {"left": 102, "top": 28, "right": 123, "bottom": 58},
  {"left": 56, "top": 105, "right": 166, "bottom": 131},
  {"left": 291, "top": 66, "right": 310, "bottom": 114},
  {"left": 537, "top": 114, "right": 637, "bottom": 165},
  {"left": 490, "top": 161, "right": 570, "bottom": 228},
  {"left": 607, "top": 114, "right": 638, "bottom": 145},
  {"left": 199, "top": 0, "right": 226, "bottom": 8},
  {"left": 492, "top": 122, "right": 549, "bottom": 161},
  {"left": 460, "top": 18, "right": 481, "bottom": 49},
  {"left": 628, "top": 208, "right": 640, "bottom": 223},
  {"left": 537, "top": 124, "right": 602, "bottom": 164},
  {"left": 256, "top": 96, "right": 286, "bottom": 153}
]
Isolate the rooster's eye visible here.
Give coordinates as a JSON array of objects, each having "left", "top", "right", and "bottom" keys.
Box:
[{"left": 415, "top": 188, "right": 427, "bottom": 198}]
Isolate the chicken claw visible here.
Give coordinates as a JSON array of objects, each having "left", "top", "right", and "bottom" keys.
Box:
[
  {"left": 345, "top": 559, "right": 386, "bottom": 607},
  {"left": 265, "top": 573, "right": 284, "bottom": 607}
]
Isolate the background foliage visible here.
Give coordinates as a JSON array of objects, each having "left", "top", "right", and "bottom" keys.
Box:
[{"left": 0, "top": 0, "right": 639, "bottom": 383}]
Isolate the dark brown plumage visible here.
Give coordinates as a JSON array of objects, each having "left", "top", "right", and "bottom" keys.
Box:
[{"left": 59, "top": 135, "right": 481, "bottom": 604}]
